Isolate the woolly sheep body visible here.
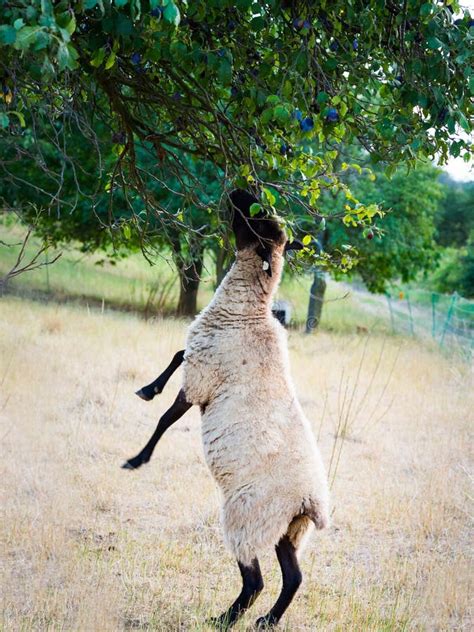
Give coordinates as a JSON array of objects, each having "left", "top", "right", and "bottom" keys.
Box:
[{"left": 182, "top": 246, "right": 329, "bottom": 566}]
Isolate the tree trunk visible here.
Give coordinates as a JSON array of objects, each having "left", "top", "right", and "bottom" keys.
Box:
[
  {"left": 305, "top": 270, "right": 327, "bottom": 333},
  {"left": 215, "top": 246, "right": 231, "bottom": 289},
  {"left": 176, "top": 255, "right": 203, "bottom": 317}
]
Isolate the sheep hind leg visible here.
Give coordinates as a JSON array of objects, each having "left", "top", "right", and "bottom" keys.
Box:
[
  {"left": 209, "top": 558, "right": 263, "bottom": 629},
  {"left": 255, "top": 532, "right": 303, "bottom": 629}
]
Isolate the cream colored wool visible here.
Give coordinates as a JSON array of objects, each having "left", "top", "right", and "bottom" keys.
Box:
[{"left": 182, "top": 243, "right": 329, "bottom": 566}]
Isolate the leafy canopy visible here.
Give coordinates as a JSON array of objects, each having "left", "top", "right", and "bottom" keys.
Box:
[
  {"left": 0, "top": 0, "right": 473, "bottom": 269},
  {"left": 322, "top": 162, "right": 443, "bottom": 292}
]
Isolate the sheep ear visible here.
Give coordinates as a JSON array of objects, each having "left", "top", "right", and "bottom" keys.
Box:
[
  {"left": 284, "top": 239, "right": 304, "bottom": 252},
  {"left": 256, "top": 245, "right": 272, "bottom": 277}
]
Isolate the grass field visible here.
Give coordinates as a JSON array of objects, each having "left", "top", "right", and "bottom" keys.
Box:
[
  {"left": 1, "top": 296, "right": 472, "bottom": 631},
  {"left": 0, "top": 221, "right": 390, "bottom": 334}
]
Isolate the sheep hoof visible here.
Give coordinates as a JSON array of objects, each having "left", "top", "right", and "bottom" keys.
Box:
[
  {"left": 135, "top": 388, "right": 153, "bottom": 401},
  {"left": 255, "top": 615, "right": 278, "bottom": 629},
  {"left": 121, "top": 454, "right": 148, "bottom": 470}
]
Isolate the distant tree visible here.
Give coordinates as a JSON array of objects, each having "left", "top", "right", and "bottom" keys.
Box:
[
  {"left": 435, "top": 178, "right": 474, "bottom": 248},
  {"left": 0, "top": 123, "right": 222, "bottom": 314},
  {"left": 1, "top": 0, "right": 472, "bottom": 285},
  {"left": 300, "top": 160, "right": 443, "bottom": 330},
  {"left": 459, "top": 241, "right": 474, "bottom": 298}
]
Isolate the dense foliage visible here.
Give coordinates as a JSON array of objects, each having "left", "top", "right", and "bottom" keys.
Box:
[
  {"left": 435, "top": 178, "right": 474, "bottom": 247},
  {"left": 320, "top": 162, "right": 443, "bottom": 292},
  {"left": 1, "top": 0, "right": 473, "bottom": 271},
  {"left": 430, "top": 178, "right": 474, "bottom": 297}
]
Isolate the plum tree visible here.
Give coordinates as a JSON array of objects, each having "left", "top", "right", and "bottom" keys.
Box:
[{"left": 0, "top": 0, "right": 472, "bottom": 281}]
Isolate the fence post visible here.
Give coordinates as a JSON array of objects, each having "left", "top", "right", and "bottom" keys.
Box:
[
  {"left": 405, "top": 292, "right": 415, "bottom": 337},
  {"left": 386, "top": 293, "right": 395, "bottom": 334},
  {"left": 431, "top": 293, "right": 439, "bottom": 340},
  {"left": 440, "top": 293, "right": 457, "bottom": 349}
]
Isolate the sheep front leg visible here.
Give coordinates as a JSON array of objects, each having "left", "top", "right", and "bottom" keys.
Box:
[
  {"left": 122, "top": 388, "right": 191, "bottom": 470},
  {"left": 136, "top": 350, "right": 185, "bottom": 401}
]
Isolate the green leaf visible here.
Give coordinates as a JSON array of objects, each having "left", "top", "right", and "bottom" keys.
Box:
[
  {"left": 163, "top": 2, "right": 180, "bottom": 26},
  {"left": 249, "top": 203, "right": 261, "bottom": 217},
  {"left": 115, "top": 0, "right": 129, "bottom": 6},
  {"left": 218, "top": 58, "right": 232, "bottom": 86},
  {"left": 0, "top": 113, "right": 9, "bottom": 128},
  {"left": 385, "top": 164, "right": 396, "bottom": 179},
  {"left": 65, "top": 15, "right": 76, "bottom": 36},
  {"left": 32, "top": 31, "right": 50, "bottom": 51},
  {"left": 302, "top": 234, "right": 312, "bottom": 246},
  {"left": 273, "top": 105, "right": 290, "bottom": 123},
  {"left": 420, "top": 3, "right": 432, "bottom": 17},
  {"left": 427, "top": 37, "right": 443, "bottom": 49},
  {"left": 26, "top": 6, "right": 37, "bottom": 20},
  {"left": 123, "top": 224, "right": 131, "bottom": 240},
  {"left": 13, "top": 18, "right": 25, "bottom": 30},
  {"left": 90, "top": 47, "right": 106, "bottom": 68},
  {"left": 57, "top": 43, "right": 70, "bottom": 71},
  {"left": 260, "top": 107, "right": 274, "bottom": 124},
  {"left": 9, "top": 111, "right": 25, "bottom": 127},
  {"left": 457, "top": 112, "right": 470, "bottom": 132},
  {"left": 57, "top": 43, "right": 78, "bottom": 71},
  {"left": 0, "top": 25, "right": 16, "bottom": 45},
  {"left": 262, "top": 188, "right": 276, "bottom": 205},
  {"left": 266, "top": 95, "right": 280, "bottom": 105},
  {"left": 14, "top": 27, "right": 40, "bottom": 50},
  {"left": 41, "top": 55, "right": 55, "bottom": 77},
  {"left": 105, "top": 51, "right": 116, "bottom": 70}
]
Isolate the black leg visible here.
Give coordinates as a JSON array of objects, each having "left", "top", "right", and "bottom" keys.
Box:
[
  {"left": 122, "top": 388, "right": 191, "bottom": 470},
  {"left": 210, "top": 558, "right": 263, "bottom": 629},
  {"left": 255, "top": 536, "right": 302, "bottom": 628},
  {"left": 136, "top": 350, "right": 185, "bottom": 401}
]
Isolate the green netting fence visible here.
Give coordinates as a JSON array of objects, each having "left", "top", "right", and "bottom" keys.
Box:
[{"left": 385, "top": 290, "right": 474, "bottom": 360}]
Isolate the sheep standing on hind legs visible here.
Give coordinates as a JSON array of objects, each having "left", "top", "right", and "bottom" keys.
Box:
[{"left": 123, "top": 189, "right": 330, "bottom": 628}]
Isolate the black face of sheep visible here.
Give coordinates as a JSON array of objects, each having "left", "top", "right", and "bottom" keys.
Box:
[{"left": 229, "top": 189, "right": 303, "bottom": 276}]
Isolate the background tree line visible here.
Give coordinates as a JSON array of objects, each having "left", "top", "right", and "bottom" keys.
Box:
[{"left": 0, "top": 0, "right": 473, "bottom": 317}]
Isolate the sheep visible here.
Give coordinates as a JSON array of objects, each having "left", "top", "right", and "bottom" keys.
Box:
[{"left": 123, "top": 189, "right": 330, "bottom": 628}]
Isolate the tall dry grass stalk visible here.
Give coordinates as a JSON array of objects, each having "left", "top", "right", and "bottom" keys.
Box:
[{"left": 1, "top": 297, "right": 472, "bottom": 631}]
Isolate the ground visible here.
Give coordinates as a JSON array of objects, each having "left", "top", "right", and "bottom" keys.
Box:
[{"left": 1, "top": 297, "right": 472, "bottom": 631}]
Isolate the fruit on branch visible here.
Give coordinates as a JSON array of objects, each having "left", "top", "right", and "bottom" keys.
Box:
[
  {"left": 326, "top": 108, "right": 339, "bottom": 122},
  {"left": 300, "top": 117, "right": 314, "bottom": 132}
]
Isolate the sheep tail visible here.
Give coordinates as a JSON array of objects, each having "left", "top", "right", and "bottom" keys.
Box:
[{"left": 286, "top": 497, "right": 330, "bottom": 556}]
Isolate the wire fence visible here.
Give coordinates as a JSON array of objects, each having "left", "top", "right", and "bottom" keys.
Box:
[{"left": 385, "top": 290, "right": 474, "bottom": 360}]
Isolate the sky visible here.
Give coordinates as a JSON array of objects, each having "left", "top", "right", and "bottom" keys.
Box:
[{"left": 443, "top": 1, "right": 474, "bottom": 181}]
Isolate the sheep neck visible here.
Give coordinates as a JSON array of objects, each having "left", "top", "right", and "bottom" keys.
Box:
[{"left": 209, "top": 248, "right": 283, "bottom": 320}]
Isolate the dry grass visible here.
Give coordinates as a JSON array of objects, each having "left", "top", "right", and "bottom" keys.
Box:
[{"left": 1, "top": 297, "right": 472, "bottom": 631}]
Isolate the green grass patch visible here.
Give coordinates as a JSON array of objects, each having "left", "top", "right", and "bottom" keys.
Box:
[{"left": 1, "top": 220, "right": 391, "bottom": 334}]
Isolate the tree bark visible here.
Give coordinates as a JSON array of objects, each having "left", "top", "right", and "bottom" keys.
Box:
[
  {"left": 306, "top": 270, "right": 327, "bottom": 333},
  {"left": 215, "top": 246, "right": 231, "bottom": 289},
  {"left": 176, "top": 255, "right": 203, "bottom": 317}
]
